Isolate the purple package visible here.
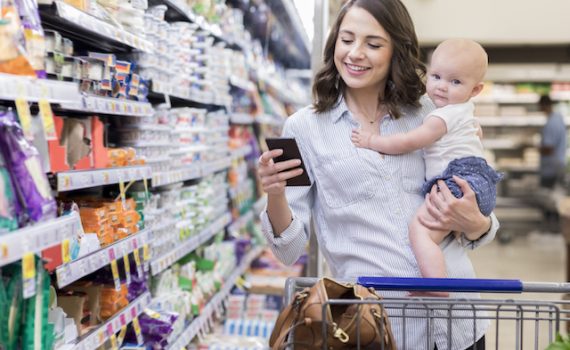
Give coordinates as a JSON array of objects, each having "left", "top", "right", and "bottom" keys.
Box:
[{"left": 0, "top": 110, "right": 56, "bottom": 223}]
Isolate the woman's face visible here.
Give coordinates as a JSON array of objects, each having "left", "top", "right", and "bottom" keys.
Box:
[{"left": 334, "top": 6, "right": 394, "bottom": 94}]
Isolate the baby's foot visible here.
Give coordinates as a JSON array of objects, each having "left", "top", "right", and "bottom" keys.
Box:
[{"left": 351, "top": 129, "right": 371, "bottom": 148}]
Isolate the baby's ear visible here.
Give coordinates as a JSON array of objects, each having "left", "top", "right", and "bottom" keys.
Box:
[{"left": 470, "top": 82, "right": 484, "bottom": 98}]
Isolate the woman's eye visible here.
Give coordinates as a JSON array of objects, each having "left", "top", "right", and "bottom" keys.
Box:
[
  {"left": 368, "top": 43, "right": 381, "bottom": 49},
  {"left": 341, "top": 39, "right": 353, "bottom": 44}
]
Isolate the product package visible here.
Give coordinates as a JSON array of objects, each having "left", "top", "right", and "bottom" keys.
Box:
[
  {"left": 0, "top": 152, "right": 19, "bottom": 233},
  {"left": 0, "top": 0, "right": 35, "bottom": 76},
  {"left": 0, "top": 110, "right": 56, "bottom": 224},
  {"left": 14, "top": 0, "right": 47, "bottom": 77}
]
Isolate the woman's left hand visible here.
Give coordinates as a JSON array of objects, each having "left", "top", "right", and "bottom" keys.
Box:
[{"left": 418, "top": 175, "right": 490, "bottom": 238}]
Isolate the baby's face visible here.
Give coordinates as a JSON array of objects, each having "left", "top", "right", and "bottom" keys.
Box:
[{"left": 426, "top": 50, "right": 483, "bottom": 108}]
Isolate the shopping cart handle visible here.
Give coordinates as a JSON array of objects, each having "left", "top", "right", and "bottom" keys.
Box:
[{"left": 357, "top": 276, "right": 523, "bottom": 293}]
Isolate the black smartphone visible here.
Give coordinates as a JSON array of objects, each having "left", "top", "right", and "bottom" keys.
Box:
[{"left": 265, "top": 137, "right": 311, "bottom": 186}]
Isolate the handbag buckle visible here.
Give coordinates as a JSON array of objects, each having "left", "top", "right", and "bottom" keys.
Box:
[{"left": 333, "top": 327, "right": 349, "bottom": 343}]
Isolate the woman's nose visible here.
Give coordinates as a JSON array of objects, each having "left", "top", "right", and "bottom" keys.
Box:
[{"left": 348, "top": 45, "right": 365, "bottom": 59}]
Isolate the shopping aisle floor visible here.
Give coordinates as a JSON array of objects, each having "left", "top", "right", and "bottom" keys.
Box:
[{"left": 468, "top": 230, "right": 567, "bottom": 348}]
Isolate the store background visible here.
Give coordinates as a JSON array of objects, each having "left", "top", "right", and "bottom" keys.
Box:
[{"left": 0, "top": 0, "right": 568, "bottom": 349}]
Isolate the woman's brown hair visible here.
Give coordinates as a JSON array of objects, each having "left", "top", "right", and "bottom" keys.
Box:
[{"left": 312, "top": 0, "right": 426, "bottom": 119}]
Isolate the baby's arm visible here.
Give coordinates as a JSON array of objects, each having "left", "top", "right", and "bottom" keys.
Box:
[{"left": 351, "top": 116, "right": 448, "bottom": 154}]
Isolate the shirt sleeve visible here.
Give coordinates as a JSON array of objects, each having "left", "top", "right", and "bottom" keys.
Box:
[
  {"left": 259, "top": 114, "right": 316, "bottom": 265},
  {"left": 459, "top": 211, "right": 499, "bottom": 249}
]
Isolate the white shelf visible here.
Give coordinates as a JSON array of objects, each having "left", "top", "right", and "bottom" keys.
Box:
[
  {"left": 230, "top": 145, "right": 252, "bottom": 161},
  {"left": 0, "top": 213, "right": 82, "bottom": 267},
  {"left": 57, "top": 166, "right": 152, "bottom": 192},
  {"left": 152, "top": 80, "right": 228, "bottom": 107},
  {"left": 473, "top": 93, "right": 540, "bottom": 104},
  {"left": 54, "top": 1, "right": 153, "bottom": 53},
  {"left": 60, "top": 291, "right": 151, "bottom": 350},
  {"left": 256, "top": 114, "right": 284, "bottom": 127},
  {"left": 253, "top": 196, "right": 267, "bottom": 216},
  {"left": 152, "top": 164, "right": 202, "bottom": 187},
  {"left": 478, "top": 115, "right": 570, "bottom": 127},
  {"left": 166, "top": 246, "right": 263, "bottom": 349},
  {"left": 230, "top": 113, "right": 255, "bottom": 125},
  {"left": 229, "top": 76, "right": 255, "bottom": 92},
  {"left": 0, "top": 73, "right": 81, "bottom": 104},
  {"left": 227, "top": 210, "right": 253, "bottom": 236},
  {"left": 59, "top": 95, "right": 154, "bottom": 117},
  {"left": 56, "top": 228, "right": 152, "bottom": 288},
  {"left": 551, "top": 91, "right": 570, "bottom": 101},
  {"left": 150, "top": 212, "right": 231, "bottom": 276},
  {"left": 201, "top": 157, "right": 232, "bottom": 177}
]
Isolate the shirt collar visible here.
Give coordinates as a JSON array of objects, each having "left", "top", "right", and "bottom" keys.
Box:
[{"left": 330, "top": 96, "right": 350, "bottom": 124}]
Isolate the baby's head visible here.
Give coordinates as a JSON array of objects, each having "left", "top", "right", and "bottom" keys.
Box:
[{"left": 426, "top": 39, "right": 488, "bottom": 108}]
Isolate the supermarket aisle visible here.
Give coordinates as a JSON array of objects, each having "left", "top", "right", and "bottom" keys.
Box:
[{"left": 468, "top": 231, "right": 567, "bottom": 348}]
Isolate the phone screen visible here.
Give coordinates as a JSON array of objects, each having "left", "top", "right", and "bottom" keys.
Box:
[{"left": 265, "top": 138, "right": 311, "bottom": 186}]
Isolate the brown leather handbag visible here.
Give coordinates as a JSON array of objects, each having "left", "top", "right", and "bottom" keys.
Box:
[{"left": 269, "top": 278, "right": 396, "bottom": 350}]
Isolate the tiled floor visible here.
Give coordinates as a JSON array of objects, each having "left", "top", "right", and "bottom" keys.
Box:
[{"left": 468, "top": 230, "right": 567, "bottom": 349}]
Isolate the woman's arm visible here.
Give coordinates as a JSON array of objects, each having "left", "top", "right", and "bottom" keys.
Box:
[{"left": 351, "top": 116, "right": 447, "bottom": 154}]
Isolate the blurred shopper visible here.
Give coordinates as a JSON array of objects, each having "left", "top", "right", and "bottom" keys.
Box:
[{"left": 539, "top": 95, "right": 567, "bottom": 189}]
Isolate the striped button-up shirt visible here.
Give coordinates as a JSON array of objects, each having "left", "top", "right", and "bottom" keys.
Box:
[{"left": 261, "top": 96, "right": 499, "bottom": 350}]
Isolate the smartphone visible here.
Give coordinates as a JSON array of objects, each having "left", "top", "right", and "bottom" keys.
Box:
[{"left": 265, "top": 137, "right": 311, "bottom": 186}]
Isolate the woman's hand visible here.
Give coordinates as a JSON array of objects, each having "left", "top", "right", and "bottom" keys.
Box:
[
  {"left": 257, "top": 149, "right": 305, "bottom": 196},
  {"left": 418, "top": 175, "right": 491, "bottom": 240}
]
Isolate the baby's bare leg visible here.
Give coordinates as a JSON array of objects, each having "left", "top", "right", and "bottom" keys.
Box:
[{"left": 409, "top": 202, "right": 451, "bottom": 296}]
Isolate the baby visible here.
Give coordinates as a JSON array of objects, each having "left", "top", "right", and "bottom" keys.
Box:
[{"left": 352, "top": 38, "right": 502, "bottom": 291}]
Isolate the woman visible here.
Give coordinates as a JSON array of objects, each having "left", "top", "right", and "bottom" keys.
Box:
[{"left": 258, "top": 0, "right": 498, "bottom": 349}]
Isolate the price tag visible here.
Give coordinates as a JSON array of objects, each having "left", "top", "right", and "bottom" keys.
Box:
[
  {"left": 132, "top": 316, "right": 144, "bottom": 345},
  {"left": 118, "top": 177, "right": 126, "bottom": 210},
  {"left": 38, "top": 99, "right": 57, "bottom": 140},
  {"left": 143, "top": 177, "right": 149, "bottom": 203},
  {"left": 61, "top": 239, "right": 71, "bottom": 263},
  {"left": 110, "top": 259, "right": 121, "bottom": 291},
  {"left": 117, "top": 325, "right": 127, "bottom": 345},
  {"left": 22, "top": 253, "right": 36, "bottom": 298},
  {"left": 123, "top": 254, "right": 131, "bottom": 285},
  {"left": 133, "top": 249, "right": 143, "bottom": 278},
  {"left": 109, "top": 334, "right": 118, "bottom": 350},
  {"left": 143, "top": 244, "right": 150, "bottom": 262},
  {"left": 15, "top": 98, "right": 33, "bottom": 139},
  {"left": 1, "top": 243, "right": 8, "bottom": 260}
]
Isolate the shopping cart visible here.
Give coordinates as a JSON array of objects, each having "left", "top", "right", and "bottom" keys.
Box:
[{"left": 280, "top": 276, "right": 570, "bottom": 350}]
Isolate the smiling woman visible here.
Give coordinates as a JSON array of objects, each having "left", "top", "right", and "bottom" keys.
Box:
[{"left": 257, "top": 0, "right": 499, "bottom": 349}]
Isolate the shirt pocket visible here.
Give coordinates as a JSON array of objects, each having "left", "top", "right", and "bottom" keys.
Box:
[
  {"left": 314, "top": 152, "right": 375, "bottom": 208},
  {"left": 400, "top": 150, "right": 424, "bottom": 194}
]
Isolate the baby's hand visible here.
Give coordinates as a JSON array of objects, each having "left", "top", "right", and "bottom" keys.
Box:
[{"left": 351, "top": 129, "right": 371, "bottom": 149}]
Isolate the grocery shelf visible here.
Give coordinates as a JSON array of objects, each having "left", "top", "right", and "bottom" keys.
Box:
[
  {"left": 151, "top": 164, "right": 202, "bottom": 187},
  {"left": 256, "top": 114, "right": 284, "bottom": 127},
  {"left": 230, "top": 144, "right": 253, "bottom": 161},
  {"left": 229, "top": 75, "right": 255, "bottom": 92},
  {"left": 150, "top": 212, "right": 231, "bottom": 276},
  {"left": 56, "top": 166, "right": 153, "bottom": 192},
  {"left": 478, "top": 115, "right": 570, "bottom": 127},
  {"left": 0, "top": 212, "right": 82, "bottom": 268},
  {"left": 230, "top": 113, "right": 255, "bottom": 125},
  {"left": 166, "top": 246, "right": 263, "bottom": 349},
  {"left": 473, "top": 93, "right": 540, "bottom": 104},
  {"left": 40, "top": 1, "right": 153, "bottom": 53},
  {"left": 550, "top": 91, "right": 570, "bottom": 101},
  {"left": 56, "top": 228, "right": 152, "bottom": 288},
  {"left": 58, "top": 291, "right": 152, "bottom": 350},
  {"left": 253, "top": 196, "right": 267, "bottom": 216},
  {"left": 58, "top": 95, "right": 155, "bottom": 117},
  {"left": 156, "top": 0, "right": 241, "bottom": 50},
  {"left": 227, "top": 210, "right": 253, "bottom": 236},
  {"left": 151, "top": 80, "right": 228, "bottom": 108},
  {"left": 201, "top": 157, "right": 232, "bottom": 177},
  {"left": 0, "top": 73, "right": 81, "bottom": 104}
]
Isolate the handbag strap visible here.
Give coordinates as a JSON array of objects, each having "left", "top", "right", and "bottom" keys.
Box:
[{"left": 269, "top": 290, "right": 309, "bottom": 349}]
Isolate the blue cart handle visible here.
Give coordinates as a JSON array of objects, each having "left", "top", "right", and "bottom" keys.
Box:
[{"left": 358, "top": 277, "right": 570, "bottom": 293}]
